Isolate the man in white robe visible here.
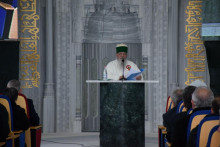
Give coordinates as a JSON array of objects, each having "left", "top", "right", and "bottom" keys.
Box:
[{"left": 104, "top": 44, "right": 142, "bottom": 80}]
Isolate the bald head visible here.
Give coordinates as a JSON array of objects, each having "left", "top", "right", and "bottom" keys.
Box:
[{"left": 192, "top": 86, "right": 214, "bottom": 108}]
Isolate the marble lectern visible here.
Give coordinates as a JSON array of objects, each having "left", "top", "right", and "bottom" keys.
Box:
[
  {"left": 100, "top": 82, "right": 144, "bottom": 147},
  {"left": 86, "top": 80, "right": 157, "bottom": 147}
]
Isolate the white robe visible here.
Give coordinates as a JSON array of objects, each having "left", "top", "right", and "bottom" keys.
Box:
[{"left": 104, "top": 59, "right": 142, "bottom": 80}]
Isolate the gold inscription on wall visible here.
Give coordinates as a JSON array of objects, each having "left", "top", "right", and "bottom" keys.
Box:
[
  {"left": 19, "top": 0, "right": 40, "bottom": 88},
  {"left": 185, "top": 0, "right": 205, "bottom": 85}
]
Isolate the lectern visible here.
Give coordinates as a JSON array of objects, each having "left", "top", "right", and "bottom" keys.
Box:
[
  {"left": 100, "top": 82, "right": 144, "bottom": 147},
  {"left": 86, "top": 80, "right": 159, "bottom": 147}
]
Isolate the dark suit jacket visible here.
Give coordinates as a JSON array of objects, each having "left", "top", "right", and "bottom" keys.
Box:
[
  {"left": 163, "top": 105, "right": 178, "bottom": 142},
  {"left": 170, "top": 111, "right": 188, "bottom": 142},
  {"left": 27, "top": 98, "right": 40, "bottom": 126},
  {"left": 163, "top": 105, "right": 188, "bottom": 142},
  {"left": 12, "top": 102, "right": 29, "bottom": 131},
  {"left": 172, "top": 107, "right": 211, "bottom": 147},
  {"left": 0, "top": 104, "right": 10, "bottom": 141}
]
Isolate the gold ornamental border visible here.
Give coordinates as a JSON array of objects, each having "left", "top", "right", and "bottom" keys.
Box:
[
  {"left": 19, "top": 0, "right": 40, "bottom": 88},
  {"left": 184, "top": 0, "right": 206, "bottom": 85}
]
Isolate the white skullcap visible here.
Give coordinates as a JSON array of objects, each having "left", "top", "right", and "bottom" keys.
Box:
[
  {"left": 116, "top": 43, "right": 127, "bottom": 47},
  {"left": 190, "top": 80, "right": 207, "bottom": 87}
]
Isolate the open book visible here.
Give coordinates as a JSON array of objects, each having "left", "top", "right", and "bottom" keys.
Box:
[{"left": 125, "top": 68, "right": 144, "bottom": 80}]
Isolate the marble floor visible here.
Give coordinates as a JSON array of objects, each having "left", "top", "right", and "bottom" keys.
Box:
[{"left": 41, "top": 132, "right": 158, "bottom": 147}]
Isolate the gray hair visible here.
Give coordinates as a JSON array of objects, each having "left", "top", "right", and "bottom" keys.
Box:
[
  {"left": 7, "top": 79, "right": 21, "bottom": 91},
  {"left": 171, "top": 88, "right": 183, "bottom": 106},
  {"left": 192, "top": 86, "right": 214, "bottom": 108}
]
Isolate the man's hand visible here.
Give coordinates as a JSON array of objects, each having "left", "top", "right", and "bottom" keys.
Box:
[
  {"left": 136, "top": 75, "right": 142, "bottom": 80},
  {"left": 119, "top": 76, "right": 126, "bottom": 80},
  {"left": 119, "top": 76, "right": 123, "bottom": 80}
]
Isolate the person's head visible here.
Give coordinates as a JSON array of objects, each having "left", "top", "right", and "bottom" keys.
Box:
[
  {"left": 191, "top": 86, "right": 214, "bottom": 109},
  {"left": 171, "top": 88, "right": 183, "bottom": 106},
  {"left": 3, "top": 87, "right": 18, "bottom": 103},
  {"left": 210, "top": 97, "right": 220, "bottom": 114},
  {"left": 116, "top": 44, "right": 128, "bottom": 60},
  {"left": 182, "top": 86, "right": 197, "bottom": 110},
  {"left": 7, "top": 79, "right": 21, "bottom": 92}
]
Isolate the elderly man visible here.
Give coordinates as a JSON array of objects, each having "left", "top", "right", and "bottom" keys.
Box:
[
  {"left": 7, "top": 79, "right": 40, "bottom": 126},
  {"left": 163, "top": 88, "right": 183, "bottom": 142},
  {"left": 172, "top": 86, "right": 214, "bottom": 147},
  {"left": 104, "top": 44, "right": 142, "bottom": 80},
  {"left": 186, "top": 96, "right": 220, "bottom": 147}
]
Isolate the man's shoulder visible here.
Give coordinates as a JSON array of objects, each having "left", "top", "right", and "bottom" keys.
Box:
[
  {"left": 163, "top": 106, "right": 178, "bottom": 117},
  {"left": 27, "top": 99, "right": 34, "bottom": 108},
  {"left": 13, "top": 104, "right": 26, "bottom": 114},
  {"left": 27, "top": 98, "right": 33, "bottom": 103},
  {"left": 176, "top": 111, "right": 188, "bottom": 119},
  {"left": 109, "top": 59, "right": 117, "bottom": 64},
  {"left": 176, "top": 114, "right": 190, "bottom": 125},
  {"left": 163, "top": 106, "right": 179, "bottom": 124},
  {"left": 126, "top": 60, "right": 136, "bottom": 64},
  {"left": 106, "top": 60, "right": 117, "bottom": 67},
  {"left": 126, "top": 60, "right": 139, "bottom": 69}
]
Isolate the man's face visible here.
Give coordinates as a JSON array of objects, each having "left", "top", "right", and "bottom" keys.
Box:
[{"left": 116, "top": 52, "right": 127, "bottom": 60}]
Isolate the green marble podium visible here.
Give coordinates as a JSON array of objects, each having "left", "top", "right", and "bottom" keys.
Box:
[{"left": 100, "top": 82, "right": 145, "bottom": 147}]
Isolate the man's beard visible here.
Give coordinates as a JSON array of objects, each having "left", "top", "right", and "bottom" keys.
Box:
[{"left": 117, "top": 58, "right": 126, "bottom": 64}]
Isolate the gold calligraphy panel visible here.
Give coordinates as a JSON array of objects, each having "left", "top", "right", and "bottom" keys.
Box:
[
  {"left": 185, "top": 0, "right": 206, "bottom": 85},
  {"left": 19, "top": 0, "right": 40, "bottom": 88}
]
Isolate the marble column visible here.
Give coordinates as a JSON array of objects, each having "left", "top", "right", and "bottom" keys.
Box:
[
  {"left": 149, "top": 0, "right": 168, "bottom": 132},
  {"left": 43, "top": 0, "right": 55, "bottom": 133},
  {"left": 55, "top": 0, "right": 74, "bottom": 132},
  {"left": 141, "top": 0, "right": 153, "bottom": 133},
  {"left": 167, "top": 0, "right": 179, "bottom": 94}
]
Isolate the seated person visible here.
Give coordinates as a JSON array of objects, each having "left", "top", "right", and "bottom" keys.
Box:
[
  {"left": 3, "top": 88, "right": 29, "bottom": 131},
  {"left": 0, "top": 103, "right": 10, "bottom": 142},
  {"left": 104, "top": 44, "right": 142, "bottom": 80},
  {"left": 169, "top": 86, "right": 196, "bottom": 143},
  {"left": 186, "top": 97, "right": 220, "bottom": 147},
  {"left": 27, "top": 98, "right": 39, "bottom": 126},
  {"left": 7, "top": 79, "right": 40, "bottom": 126},
  {"left": 172, "top": 86, "right": 213, "bottom": 147},
  {"left": 163, "top": 88, "right": 183, "bottom": 142}
]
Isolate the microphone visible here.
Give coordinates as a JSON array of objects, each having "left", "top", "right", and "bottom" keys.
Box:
[{"left": 122, "top": 58, "right": 126, "bottom": 80}]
